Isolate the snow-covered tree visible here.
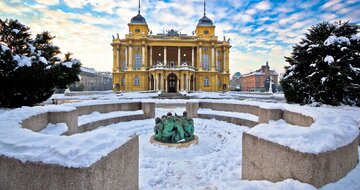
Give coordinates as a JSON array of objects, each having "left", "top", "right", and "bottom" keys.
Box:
[
  {"left": 281, "top": 21, "right": 360, "bottom": 106},
  {"left": 0, "top": 19, "right": 81, "bottom": 108}
]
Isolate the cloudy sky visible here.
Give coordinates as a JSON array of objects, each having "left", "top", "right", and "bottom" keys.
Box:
[{"left": 1, "top": 0, "right": 359, "bottom": 75}]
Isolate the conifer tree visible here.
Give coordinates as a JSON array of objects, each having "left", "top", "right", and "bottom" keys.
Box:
[
  {"left": 281, "top": 21, "right": 360, "bottom": 106},
  {"left": 0, "top": 19, "right": 81, "bottom": 108}
]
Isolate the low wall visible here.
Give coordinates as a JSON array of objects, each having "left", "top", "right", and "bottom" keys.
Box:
[
  {"left": 242, "top": 133, "right": 359, "bottom": 188},
  {"left": 187, "top": 101, "right": 359, "bottom": 187},
  {"left": 78, "top": 114, "right": 147, "bottom": 133},
  {"left": 199, "top": 102, "right": 259, "bottom": 116},
  {"left": 0, "top": 136, "right": 139, "bottom": 190},
  {"left": 76, "top": 102, "right": 142, "bottom": 116},
  {"left": 21, "top": 102, "right": 155, "bottom": 135},
  {"left": 198, "top": 114, "right": 259, "bottom": 127},
  {"left": 186, "top": 102, "right": 314, "bottom": 128}
]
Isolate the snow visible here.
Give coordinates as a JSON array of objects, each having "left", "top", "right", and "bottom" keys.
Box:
[
  {"left": 0, "top": 101, "right": 360, "bottom": 189},
  {"left": 324, "top": 55, "right": 334, "bottom": 64},
  {"left": 321, "top": 77, "right": 327, "bottom": 84},
  {"left": 324, "top": 35, "right": 350, "bottom": 46},
  {"left": 351, "top": 35, "right": 360, "bottom": 41},
  {"left": 350, "top": 64, "right": 360, "bottom": 72},
  {"left": 246, "top": 114, "right": 358, "bottom": 154},
  {"left": 39, "top": 56, "right": 48, "bottom": 64},
  {"left": 78, "top": 110, "right": 144, "bottom": 126},
  {"left": 62, "top": 59, "right": 79, "bottom": 68},
  {"left": 198, "top": 108, "right": 258, "bottom": 122},
  {"left": 12, "top": 29, "right": 20, "bottom": 34},
  {"left": 0, "top": 42, "right": 10, "bottom": 52},
  {"left": 27, "top": 43, "right": 35, "bottom": 53},
  {"left": 39, "top": 123, "right": 68, "bottom": 135},
  {"left": 13, "top": 54, "right": 32, "bottom": 67}
]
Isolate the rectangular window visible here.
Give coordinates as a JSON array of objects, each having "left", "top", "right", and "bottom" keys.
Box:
[
  {"left": 135, "top": 29, "right": 140, "bottom": 33},
  {"left": 135, "top": 54, "right": 141, "bottom": 69},
  {"left": 203, "top": 54, "right": 209, "bottom": 70}
]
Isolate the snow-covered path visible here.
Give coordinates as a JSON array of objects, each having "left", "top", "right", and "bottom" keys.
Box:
[{"left": 97, "top": 107, "right": 360, "bottom": 190}]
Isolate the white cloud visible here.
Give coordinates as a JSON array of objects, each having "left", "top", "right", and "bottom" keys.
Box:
[
  {"left": 254, "top": 1, "right": 271, "bottom": 10},
  {"left": 321, "top": 0, "right": 342, "bottom": 9},
  {"left": 36, "top": 0, "right": 59, "bottom": 6},
  {"left": 63, "top": 0, "right": 87, "bottom": 8}
]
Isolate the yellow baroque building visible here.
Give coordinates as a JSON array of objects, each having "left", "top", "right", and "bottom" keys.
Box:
[{"left": 112, "top": 3, "right": 231, "bottom": 92}]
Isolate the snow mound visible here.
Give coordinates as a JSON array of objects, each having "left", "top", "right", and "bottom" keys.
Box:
[{"left": 324, "top": 55, "right": 334, "bottom": 64}]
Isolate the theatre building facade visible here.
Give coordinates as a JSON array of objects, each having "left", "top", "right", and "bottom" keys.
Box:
[{"left": 112, "top": 4, "right": 231, "bottom": 92}]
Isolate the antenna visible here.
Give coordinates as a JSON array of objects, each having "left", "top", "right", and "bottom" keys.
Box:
[
  {"left": 204, "top": 0, "right": 206, "bottom": 16},
  {"left": 138, "top": 0, "right": 141, "bottom": 14}
]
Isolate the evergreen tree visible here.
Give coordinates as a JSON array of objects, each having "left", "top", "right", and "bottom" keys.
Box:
[
  {"left": 0, "top": 19, "right": 81, "bottom": 108},
  {"left": 281, "top": 21, "right": 360, "bottom": 106}
]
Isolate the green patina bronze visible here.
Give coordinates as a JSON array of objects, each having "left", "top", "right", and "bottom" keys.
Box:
[{"left": 153, "top": 111, "right": 195, "bottom": 143}]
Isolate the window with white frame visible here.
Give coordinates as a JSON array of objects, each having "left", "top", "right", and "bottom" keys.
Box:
[
  {"left": 134, "top": 53, "right": 141, "bottom": 69},
  {"left": 134, "top": 76, "right": 140, "bottom": 86},
  {"left": 204, "top": 76, "right": 210, "bottom": 87},
  {"left": 202, "top": 54, "right": 210, "bottom": 70}
]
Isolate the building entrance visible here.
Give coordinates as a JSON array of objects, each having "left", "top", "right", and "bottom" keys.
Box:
[{"left": 167, "top": 73, "right": 177, "bottom": 93}]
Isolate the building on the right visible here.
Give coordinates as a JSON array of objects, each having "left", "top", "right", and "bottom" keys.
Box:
[{"left": 240, "top": 61, "right": 278, "bottom": 92}]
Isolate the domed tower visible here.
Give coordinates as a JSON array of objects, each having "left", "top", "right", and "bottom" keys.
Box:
[
  {"left": 128, "top": 0, "right": 149, "bottom": 38},
  {"left": 195, "top": 0, "right": 215, "bottom": 37}
]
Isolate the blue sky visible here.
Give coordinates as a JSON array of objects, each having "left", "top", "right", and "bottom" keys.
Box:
[{"left": 0, "top": 0, "right": 359, "bottom": 75}]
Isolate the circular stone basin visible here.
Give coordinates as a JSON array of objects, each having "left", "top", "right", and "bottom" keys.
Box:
[{"left": 150, "top": 135, "right": 199, "bottom": 148}]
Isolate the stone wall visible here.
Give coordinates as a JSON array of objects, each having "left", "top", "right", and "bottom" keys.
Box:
[
  {"left": 0, "top": 136, "right": 139, "bottom": 190},
  {"left": 21, "top": 102, "right": 154, "bottom": 135},
  {"left": 187, "top": 101, "right": 359, "bottom": 187},
  {"left": 242, "top": 133, "right": 359, "bottom": 188}
]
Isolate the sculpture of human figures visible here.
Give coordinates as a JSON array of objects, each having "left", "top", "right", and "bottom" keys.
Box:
[
  {"left": 154, "top": 117, "right": 164, "bottom": 140},
  {"left": 153, "top": 111, "right": 195, "bottom": 143}
]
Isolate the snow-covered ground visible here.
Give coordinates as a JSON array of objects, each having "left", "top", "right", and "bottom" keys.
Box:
[
  {"left": 138, "top": 108, "right": 360, "bottom": 189},
  {"left": 47, "top": 91, "right": 285, "bottom": 103},
  {"left": 0, "top": 95, "right": 359, "bottom": 189}
]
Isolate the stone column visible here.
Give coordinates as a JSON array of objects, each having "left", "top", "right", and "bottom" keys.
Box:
[
  {"left": 116, "top": 47, "right": 120, "bottom": 70},
  {"left": 125, "top": 47, "right": 128, "bottom": 69},
  {"left": 186, "top": 74, "right": 189, "bottom": 91},
  {"left": 150, "top": 46, "right": 153, "bottom": 66},
  {"left": 223, "top": 48, "right": 226, "bottom": 73},
  {"left": 191, "top": 47, "right": 194, "bottom": 67},
  {"left": 180, "top": 74, "right": 184, "bottom": 91},
  {"left": 177, "top": 79, "right": 180, "bottom": 92},
  {"left": 141, "top": 45, "right": 145, "bottom": 69},
  {"left": 211, "top": 47, "right": 215, "bottom": 71},
  {"left": 178, "top": 47, "right": 181, "bottom": 66},
  {"left": 164, "top": 46, "right": 167, "bottom": 66},
  {"left": 155, "top": 73, "right": 158, "bottom": 91},
  {"left": 199, "top": 46, "right": 202, "bottom": 70},
  {"left": 129, "top": 46, "right": 133, "bottom": 70},
  {"left": 148, "top": 74, "right": 151, "bottom": 91},
  {"left": 165, "top": 75, "right": 168, "bottom": 92},
  {"left": 160, "top": 74, "right": 163, "bottom": 91}
]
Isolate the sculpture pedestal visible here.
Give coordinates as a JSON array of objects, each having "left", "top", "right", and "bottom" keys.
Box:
[{"left": 150, "top": 135, "right": 199, "bottom": 148}]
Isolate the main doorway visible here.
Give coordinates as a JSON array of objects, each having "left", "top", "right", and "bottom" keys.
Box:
[{"left": 167, "top": 73, "right": 177, "bottom": 93}]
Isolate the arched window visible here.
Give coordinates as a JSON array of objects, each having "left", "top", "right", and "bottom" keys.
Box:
[
  {"left": 134, "top": 76, "right": 140, "bottom": 86},
  {"left": 204, "top": 76, "right": 210, "bottom": 87},
  {"left": 203, "top": 54, "right": 210, "bottom": 70},
  {"left": 121, "top": 77, "right": 125, "bottom": 86},
  {"left": 134, "top": 53, "right": 141, "bottom": 69}
]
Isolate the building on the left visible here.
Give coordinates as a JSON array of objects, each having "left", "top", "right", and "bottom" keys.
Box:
[{"left": 70, "top": 67, "right": 113, "bottom": 91}]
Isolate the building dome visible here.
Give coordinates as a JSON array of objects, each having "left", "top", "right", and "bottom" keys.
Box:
[
  {"left": 130, "top": 13, "right": 147, "bottom": 24},
  {"left": 197, "top": 15, "right": 213, "bottom": 26}
]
